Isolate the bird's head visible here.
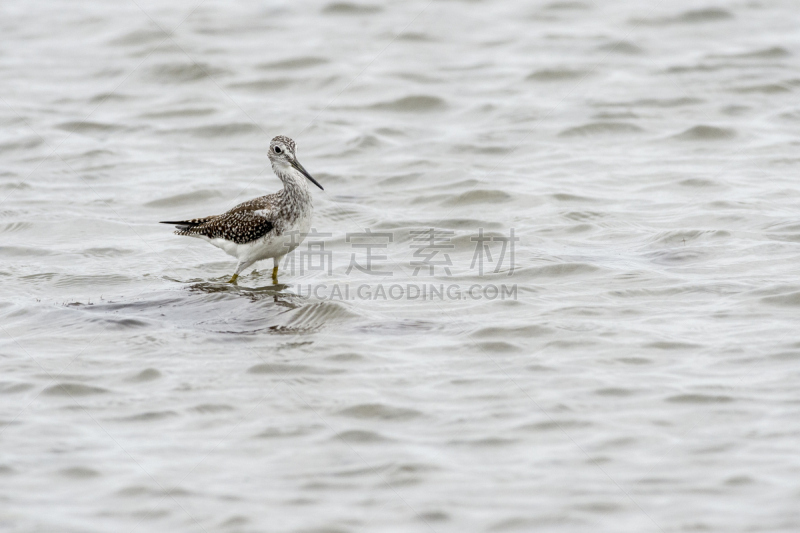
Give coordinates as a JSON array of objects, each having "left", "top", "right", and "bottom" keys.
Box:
[{"left": 268, "top": 135, "right": 323, "bottom": 190}]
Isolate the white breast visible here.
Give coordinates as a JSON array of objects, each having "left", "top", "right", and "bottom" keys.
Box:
[{"left": 234, "top": 208, "right": 313, "bottom": 264}]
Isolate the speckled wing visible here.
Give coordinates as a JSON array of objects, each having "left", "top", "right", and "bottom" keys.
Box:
[{"left": 161, "top": 195, "right": 276, "bottom": 245}]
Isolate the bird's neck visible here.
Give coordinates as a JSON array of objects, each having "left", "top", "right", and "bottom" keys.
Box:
[{"left": 273, "top": 163, "right": 312, "bottom": 210}]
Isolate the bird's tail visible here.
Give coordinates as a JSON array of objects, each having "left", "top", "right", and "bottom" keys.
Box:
[{"left": 160, "top": 218, "right": 210, "bottom": 231}]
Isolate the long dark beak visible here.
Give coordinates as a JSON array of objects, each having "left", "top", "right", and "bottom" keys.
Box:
[{"left": 291, "top": 159, "right": 324, "bottom": 190}]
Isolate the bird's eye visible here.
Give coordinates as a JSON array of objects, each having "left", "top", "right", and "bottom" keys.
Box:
[{"left": 274, "top": 146, "right": 282, "bottom": 154}]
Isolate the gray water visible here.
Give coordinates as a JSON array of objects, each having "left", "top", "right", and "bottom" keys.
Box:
[{"left": 2, "top": 1, "right": 800, "bottom": 531}]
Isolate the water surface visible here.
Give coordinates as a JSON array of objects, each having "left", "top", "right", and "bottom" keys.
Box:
[{"left": 2, "top": 1, "right": 800, "bottom": 531}]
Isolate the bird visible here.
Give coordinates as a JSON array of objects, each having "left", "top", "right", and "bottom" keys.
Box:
[{"left": 160, "top": 135, "right": 323, "bottom": 285}]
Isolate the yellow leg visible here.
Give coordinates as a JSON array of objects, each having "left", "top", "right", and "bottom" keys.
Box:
[
  {"left": 271, "top": 265, "right": 279, "bottom": 284},
  {"left": 228, "top": 273, "right": 239, "bottom": 284}
]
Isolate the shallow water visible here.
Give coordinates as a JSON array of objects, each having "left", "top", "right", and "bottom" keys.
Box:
[{"left": 2, "top": 1, "right": 800, "bottom": 531}]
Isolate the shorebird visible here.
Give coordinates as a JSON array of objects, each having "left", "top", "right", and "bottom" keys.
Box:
[{"left": 160, "top": 135, "right": 323, "bottom": 284}]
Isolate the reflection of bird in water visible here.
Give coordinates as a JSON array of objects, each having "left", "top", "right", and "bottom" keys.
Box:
[
  {"left": 187, "top": 281, "right": 304, "bottom": 309},
  {"left": 161, "top": 136, "right": 323, "bottom": 284}
]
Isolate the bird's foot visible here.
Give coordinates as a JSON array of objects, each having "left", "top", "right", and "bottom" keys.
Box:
[
  {"left": 228, "top": 273, "right": 239, "bottom": 284},
  {"left": 271, "top": 266, "right": 279, "bottom": 285}
]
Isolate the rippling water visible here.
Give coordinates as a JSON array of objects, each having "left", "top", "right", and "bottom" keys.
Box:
[{"left": 3, "top": 1, "right": 800, "bottom": 531}]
